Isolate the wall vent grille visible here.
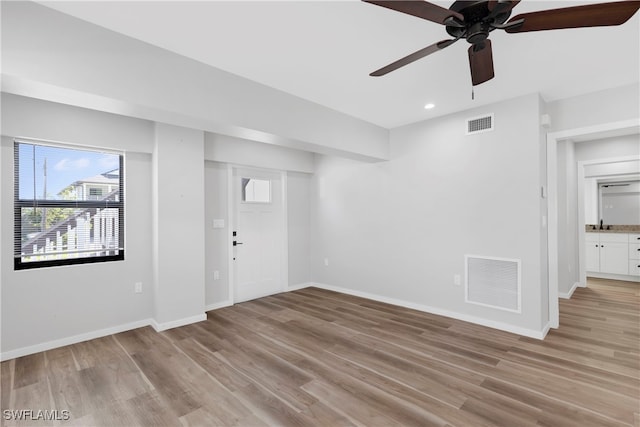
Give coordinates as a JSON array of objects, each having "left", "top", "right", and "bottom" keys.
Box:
[
  {"left": 465, "top": 255, "right": 521, "bottom": 313},
  {"left": 466, "top": 114, "right": 494, "bottom": 135}
]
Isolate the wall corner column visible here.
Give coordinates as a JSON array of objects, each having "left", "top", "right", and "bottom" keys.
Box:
[{"left": 151, "top": 123, "right": 206, "bottom": 330}]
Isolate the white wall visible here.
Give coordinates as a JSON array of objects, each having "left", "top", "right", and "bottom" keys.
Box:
[
  {"left": 1, "top": 93, "right": 154, "bottom": 153},
  {"left": 547, "top": 83, "right": 640, "bottom": 132},
  {"left": 205, "top": 133, "right": 314, "bottom": 173},
  {"left": 311, "top": 93, "right": 548, "bottom": 337},
  {"left": 204, "top": 161, "right": 231, "bottom": 308},
  {"left": 556, "top": 140, "right": 579, "bottom": 296},
  {"left": 538, "top": 95, "right": 549, "bottom": 324},
  {"left": 0, "top": 98, "right": 155, "bottom": 359},
  {"left": 1, "top": 1, "right": 389, "bottom": 162},
  {"left": 1, "top": 93, "right": 315, "bottom": 358},
  {"left": 575, "top": 134, "right": 640, "bottom": 163},
  {"left": 152, "top": 123, "right": 206, "bottom": 328},
  {"left": 288, "top": 172, "right": 312, "bottom": 288}
]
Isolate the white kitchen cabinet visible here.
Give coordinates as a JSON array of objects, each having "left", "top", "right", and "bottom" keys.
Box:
[
  {"left": 629, "top": 234, "right": 640, "bottom": 276},
  {"left": 630, "top": 261, "right": 640, "bottom": 276},
  {"left": 586, "top": 232, "right": 635, "bottom": 276},
  {"left": 599, "top": 242, "right": 629, "bottom": 275},
  {"left": 585, "top": 233, "right": 600, "bottom": 272}
]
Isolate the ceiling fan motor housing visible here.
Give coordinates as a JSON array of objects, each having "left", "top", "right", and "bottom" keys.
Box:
[{"left": 446, "top": 0, "right": 512, "bottom": 43}]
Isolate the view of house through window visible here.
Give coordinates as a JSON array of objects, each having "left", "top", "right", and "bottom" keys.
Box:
[
  {"left": 14, "top": 140, "right": 124, "bottom": 269},
  {"left": 242, "top": 178, "right": 271, "bottom": 203}
]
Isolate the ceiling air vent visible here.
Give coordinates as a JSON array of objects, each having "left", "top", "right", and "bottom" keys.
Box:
[{"left": 466, "top": 113, "right": 494, "bottom": 135}]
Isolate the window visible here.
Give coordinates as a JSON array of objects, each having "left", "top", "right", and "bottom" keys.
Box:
[
  {"left": 241, "top": 178, "right": 271, "bottom": 203},
  {"left": 14, "top": 140, "right": 124, "bottom": 270},
  {"left": 88, "top": 188, "right": 103, "bottom": 199}
]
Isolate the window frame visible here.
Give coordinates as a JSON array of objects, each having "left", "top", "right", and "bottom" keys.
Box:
[{"left": 13, "top": 140, "right": 125, "bottom": 270}]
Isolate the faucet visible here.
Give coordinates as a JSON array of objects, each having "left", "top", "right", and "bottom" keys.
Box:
[{"left": 599, "top": 219, "right": 604, "bottom": 230}]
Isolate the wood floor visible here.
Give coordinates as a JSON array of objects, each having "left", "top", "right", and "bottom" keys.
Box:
[{"left": 1, "top": 278, "right": 639, "bottom": 426}]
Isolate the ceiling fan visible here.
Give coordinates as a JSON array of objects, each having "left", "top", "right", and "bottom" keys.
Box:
[{"left": 364, "top": 0, "right": 640, "bottom": 85}]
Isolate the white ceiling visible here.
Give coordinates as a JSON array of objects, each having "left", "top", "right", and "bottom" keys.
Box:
[{"left": 38, "top": 1, "right": 640, "bottom": 129}]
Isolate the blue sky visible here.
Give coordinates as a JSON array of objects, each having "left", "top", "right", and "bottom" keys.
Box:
[{"left": 18, "top": 143, "right": 119, "bottom": 200}]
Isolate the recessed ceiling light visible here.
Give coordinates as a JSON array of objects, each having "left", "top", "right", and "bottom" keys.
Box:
[{"left": 424, "top": 103, "right": 435, "bottom": 110}]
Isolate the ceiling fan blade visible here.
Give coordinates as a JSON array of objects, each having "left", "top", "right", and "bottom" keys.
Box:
[
  {"left": 468, "top": 40, "right": 495, "bottom": 86},
  {"left": 363, "top": 0, "right": 464, "bottom": 26},
  {"left": 370, "top": 39, "right": 457, "bottom": 77},
  {"left": 505, "top": 1, "right": 640, "bottom": 33}
]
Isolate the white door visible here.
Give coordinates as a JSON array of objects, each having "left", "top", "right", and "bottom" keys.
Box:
[{"left": 233, "top": 168, "right": 285, "bottom": 303}]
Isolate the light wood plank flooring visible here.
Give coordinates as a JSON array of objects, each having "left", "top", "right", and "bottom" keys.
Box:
[{"left": 1, "top": 278, "right": 638, "bottom": 426}]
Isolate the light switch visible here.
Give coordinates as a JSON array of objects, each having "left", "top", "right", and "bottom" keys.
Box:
[{"left": 213, "top": 219, "right": 225, "bottom": 229}]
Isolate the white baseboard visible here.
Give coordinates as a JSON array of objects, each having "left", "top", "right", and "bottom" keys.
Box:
[
  {"left": 150, "top": 313, "right": 207, "bottom": 332},
  {"left": 310, "top": 282, "right": 547, "bottom": 340},
  {"left": 559, "top": 282, "right": 580, "bottom": 299},
  {"left": 540, "top": 321, "right": 552, "bottom": 339},
  {"left": 587, "top": 272, "right": 640, "bottom": 282},
  {"left": 2, "top": 311, "right": 210, "bottom": 361},
  {"left": 288, "top": 282, "right": 313, "bottom": 292},
  {"left": 0, "top": 319, "right": 152, "bottom": 362},
  {"left": 205, "top": 300, "right": 233, "bottom": 312}
]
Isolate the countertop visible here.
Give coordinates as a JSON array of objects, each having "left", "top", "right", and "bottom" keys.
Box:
[{"left": 585, "top": 225, "right": 640, "bottom": 233}]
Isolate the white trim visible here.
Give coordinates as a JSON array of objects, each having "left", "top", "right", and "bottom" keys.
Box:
[
  {"left": 559, "top": 282, "right": 580, "bottom": 299},
  {"left": 281, "top": 171, "right": 289, "bottom": 293},
  {"left": 540, "top": 321, "right": 551, "bottom": 339},
  {"left": 0, "top": 319, "right": 151, "bottom": 362},
  {"left": 227, "top": 164, "right": 235, "bottom": 305},
  {"left": 288, "top": 282, "right": 313, "bottom": 291},
  {"left": 13, "top": 136, "right": 123, "bottom": 155},
  {"left": 150, "top": 313, "right": 207, "bottom": 332},
  {"left": 546, "top": 118, "right": 640, "bottom": 330},
  {"left": 547, "top": 131, "right": 559, "bottom": 329},
  {"left": 310, "top": 282, "right": 547, "bottom": 340},
  {"left": 205, "top": 300, "right": 233, "bottom": 312},
  {"left": 587, "top": 272, "right": 640, "bottom": 282}
]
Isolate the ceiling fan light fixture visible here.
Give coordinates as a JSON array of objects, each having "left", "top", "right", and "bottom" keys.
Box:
[{"left": 364, "top": 0, "right": 640, "bottom": 85}]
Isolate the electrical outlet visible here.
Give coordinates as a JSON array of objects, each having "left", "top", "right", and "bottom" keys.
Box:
[
  {"left": 324, "top": 258, "right": 329, "bottom": 267},
  {"left": 453, "top": 274, "right": 461, "bottom": 286},
  {"left": 134, "top": 282, "right": 142, "bottom": 293},
  {"left": 213, "top": 270, "right": 220, "bottom": 280}
]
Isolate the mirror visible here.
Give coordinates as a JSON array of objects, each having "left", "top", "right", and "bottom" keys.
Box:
[{"left": 599, "top": 180, "right": 640, "bottom": 225}]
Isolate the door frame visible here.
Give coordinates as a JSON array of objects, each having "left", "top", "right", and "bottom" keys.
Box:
[
  {"left": 546, "top": 118, "right": 639, "bottom": 329},
  {"left": 226, "top": 164, "right": 288, "bottom": 304}
]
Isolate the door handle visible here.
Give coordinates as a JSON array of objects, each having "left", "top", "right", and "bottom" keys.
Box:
[{"left": 233, "top": 241, "right": 243, "bottom": 246}]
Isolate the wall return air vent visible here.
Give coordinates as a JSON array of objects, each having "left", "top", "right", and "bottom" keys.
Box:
[
  {"left": 465, "top": 255, "right": 521, "bottom": 313},
  {"left": 466, "top": 113, "right": 494, "bottom": 135}
]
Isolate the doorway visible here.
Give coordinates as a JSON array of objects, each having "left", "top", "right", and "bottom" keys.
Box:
[
  {"left": 231, "top": 167, "right": 288, "bottom": 303},
  {"left": 547, "top": 118, "right": 640, "bottom": 329},
  {"left": 577, "top": 156, "right": 640, "bottom": 286}
]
